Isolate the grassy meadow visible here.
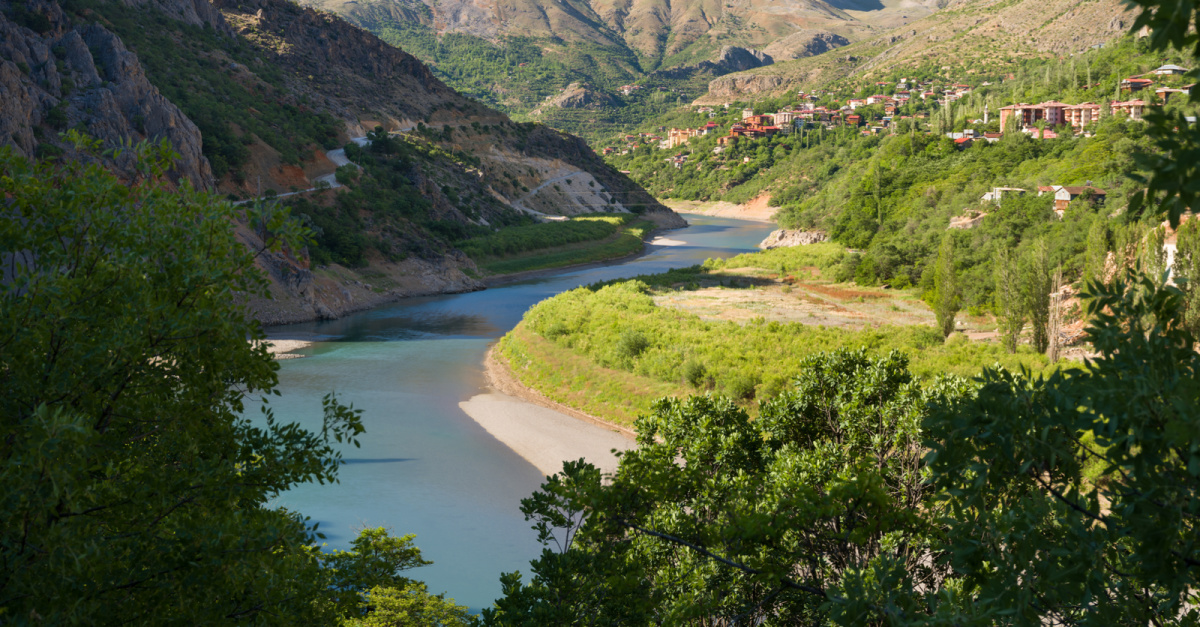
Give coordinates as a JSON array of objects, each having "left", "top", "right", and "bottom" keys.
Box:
[{"left": 497, "top": 243, "right": 1059, "bottom": 426}]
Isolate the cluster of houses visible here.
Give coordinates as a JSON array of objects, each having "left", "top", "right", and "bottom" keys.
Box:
[
  {"left": 998, "top": 64, "right": 1191, "bottom": 134},
  {"left": 600, "top": 64, "right": 1192, "bottom": 157},
  {"left": 951, "top": 184, "right": 1108, "bottom": 229},
  {"left": 998, "top": 100, "right": 1147, "bottom": 134}
]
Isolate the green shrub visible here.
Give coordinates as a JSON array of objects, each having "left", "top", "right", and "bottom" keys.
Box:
[
  {"left": 682, "top": 359, "right": 707, "bottom": 388},
  {"left": 615, "top": 330, "right": 650, "bottom": 361},
  {"left": 724, "top": 372, "right": 759, "bottom": 400}
]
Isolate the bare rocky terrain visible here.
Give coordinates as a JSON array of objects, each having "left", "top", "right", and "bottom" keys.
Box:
[{"left": 698, "top": 0, "right": 1136, "bottom": 100}]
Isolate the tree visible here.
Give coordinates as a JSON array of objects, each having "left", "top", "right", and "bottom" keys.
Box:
[
  {"left": 0, "top": 137, "right": 423, "bottom": 624},
  {"left": 1024, "top": 238, "right": 1053, "bottom": 353},
  {"left": 993, "top": 246, "right": 1025, "bottom": 352},
  {"left": 486, "top": 351, "right": 971, "bottom": 625},
  {"left": 343, "top": 583, "right": 476, "bottom": 627},
  {"left": 1128, "top": 0, "right": 1200, "bottom": 228},
  {"left": 1083, "top": 215, "right": 1111, "bottom": 285},
  {"left": 921, "top": 270, "right": 1200, "bottom": 624},
  {"left": 932, "top": 232, "right": 960, "bottom": 337},
  {"left": 1175, "top": 217, "right": 1200, "bottom": 335}
]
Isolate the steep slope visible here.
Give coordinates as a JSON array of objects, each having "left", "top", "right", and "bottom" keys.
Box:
[
  {"left": 0, "top": 0, "right": 212, "bottom": 188},
  {"left": 310, "top": 0, "right": 896, "bottom": 61},
  {"left": 2, "top": 0, "right": 681, "bottom": 323},
  {"left": 699, "top": 0, "right": 1136, "bottom": 101},
  {"left": 298, "top": 0, "right": 931, "bottom": 124}
]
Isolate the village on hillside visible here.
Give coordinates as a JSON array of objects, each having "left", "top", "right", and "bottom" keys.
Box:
[{"left": 603, "top": 64, "right": 1193, "bottom": 159}]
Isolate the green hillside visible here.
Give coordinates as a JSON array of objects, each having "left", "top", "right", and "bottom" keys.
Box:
[{"left": 603, "top": 35, "right": 1199, "bottom": 311}]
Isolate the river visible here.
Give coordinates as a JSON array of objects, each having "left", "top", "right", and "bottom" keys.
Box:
[{"left": 263, "top": 214, "right": 776, "bottom": 610}]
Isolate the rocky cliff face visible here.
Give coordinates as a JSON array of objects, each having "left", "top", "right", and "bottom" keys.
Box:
[
  {"left": 712, "top": 46, "right": 774, "bottom": 73},
  {"left": 758, "top": 229, "right": 828, "bottom": 249},
  {"left": 763, "top": 31, "right": 850, "bottom": 61},
  {"left": 705, "top": 74, "right": 788, "bottom": 99},
  {"left": 0, "top": 0, "right": 212, "bottom": 188},
  {"left": 698, "top": 0, "right": 1135, "bottom": 101},
  {"left": 537, "top": 82, "right": 620, "bottom": 112}
]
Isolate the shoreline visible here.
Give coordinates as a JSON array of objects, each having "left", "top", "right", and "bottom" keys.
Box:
[
  {"left": 482, "top": 345, "right": 637, "bottom": 440},
  {"left": 481, "top": 220, "right": 685, "bottom": 288},
  {"left": 256, "top": 338, "right": 314, "bottom": 359},
  {"left": 662, "top": 198, "right": 777, "bottom": 223},
  {"left": 456, "top": 345, "right": 636, "bottom": 477}
]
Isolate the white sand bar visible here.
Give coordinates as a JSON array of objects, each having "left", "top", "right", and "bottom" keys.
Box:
[
  {"left": 649, "top": 236, "right": 687, "bottom": 246},
  {"left": 459, "top": 392, "right": 634, "bottom": 477},
  {"left": 254, "top": 339, "right": 314, "bottom": 360}
]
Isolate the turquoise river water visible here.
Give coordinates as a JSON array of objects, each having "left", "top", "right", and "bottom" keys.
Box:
[{"left": 263, "top": 215, "right": 775, "bottom": 610}]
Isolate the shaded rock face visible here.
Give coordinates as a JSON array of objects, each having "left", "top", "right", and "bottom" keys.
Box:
[
  {"left": 648, "top": 46, "right": 772, "bottom": 81},
  {"left": 712, "top": 46, "right": 773, "bottom": 73},
  {"left": 0, "top": 0, "right": 212, "bottom": 189},
  {"left": 120, "top": 0, "right": 231, "bottom": 31},
  {"left": 213, "top": 0, "right": 470, "bottom": 127},
  {"left": 763, "top": 30, "right": 850, "bottom": 61},
  {"left": 245, "top": 234, "right": 485, "bottom": 326},
  {"left": 758, "top": 229, "right": 827, "bottom": 249}
]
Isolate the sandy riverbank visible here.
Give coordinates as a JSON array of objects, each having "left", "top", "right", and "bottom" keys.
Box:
[
  {"left": 663, "top": 194, "right": 777, "bottom": 222},
  {"left": 255, "top": 338, "right": 314, "bottom": 360},
  {"left": 458, "top": 347, "right": 635, "bottom": 477}
]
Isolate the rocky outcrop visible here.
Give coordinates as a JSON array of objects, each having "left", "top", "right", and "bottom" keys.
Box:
[
  {"left": 758, "top": 229, "right": 828, "bottom": 249},
  {"left": 705, "top": 74, "right": 788, "bottom": 99},
  {"left": 763, "top": 31, "right": 850, "bottom": 61},
  {"left": 120, "top": 0, "right": 231, "bottom": 32},
  {"left": 0, "top": 0, "right": 212, "bottom": 189},
  {"left": 712, "top": 46, "right": 773, "bottom": 73},
  {"left": 543, "top": 82, "right": 619, "bottom": 110},
  {"left": 650, "top": 46, "right": 773, "bottom": 82},
  {"left": 248, "top": 252, "right": 484, "bottom": 326}
]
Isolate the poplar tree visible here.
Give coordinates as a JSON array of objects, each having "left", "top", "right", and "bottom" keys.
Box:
[
  {"left": 994, "top": 246, "right": 1025, "bottom": 353},
  {"left": 933, "top": 232, "right": 960, "bottom": 337},
  {"left": 1025, "top": 238, "right": 1053, "bottom": 353}
]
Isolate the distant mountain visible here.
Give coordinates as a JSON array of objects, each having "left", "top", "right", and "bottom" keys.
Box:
[
  {"left": 295, "top": 0, "right": 940, "bottom": 133},
  {"left": 697, "top": 0, "right": 1136, "bottom": 101},
  {"left": 306, "top": 0, "right": 928, "bottom": 63}
]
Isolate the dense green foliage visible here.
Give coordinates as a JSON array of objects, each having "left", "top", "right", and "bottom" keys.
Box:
[
  {"left": 0, "top": 139, "right": 466, "bottom": 624},
  {"left": 487, "top": 353, "right": 971, "bottom": 624},
  {"left": 361, "top": 20, "right": 711, "bottom": 142},
  {"left": 83, "top": 0, "right": 340, "bottom": 179},
  {"left": 372, "top": 22, "right": 637, "bottom": 112},
  {"left": 475, "top": 219, "right": 654, "bottom": 276},
  {"left": 457, "top": 214, "right": 633, "bottom": 259},
  {"left": 288, "top": 132, "right": 525, "bottom": 267},
  {"left": 490, "top": 272, "right": 1200, "bottom": 624}
]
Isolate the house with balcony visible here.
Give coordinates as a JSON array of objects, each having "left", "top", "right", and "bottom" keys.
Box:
[
  {"left": 1121, "top": 77, "right": 1154, "bottom": 93},
  {"left": 1111, "top": 100, "right": 1146, "bottom": 120},
  {"left": 1064, "top": 103, "right": 1102, "bottom": 128}
]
